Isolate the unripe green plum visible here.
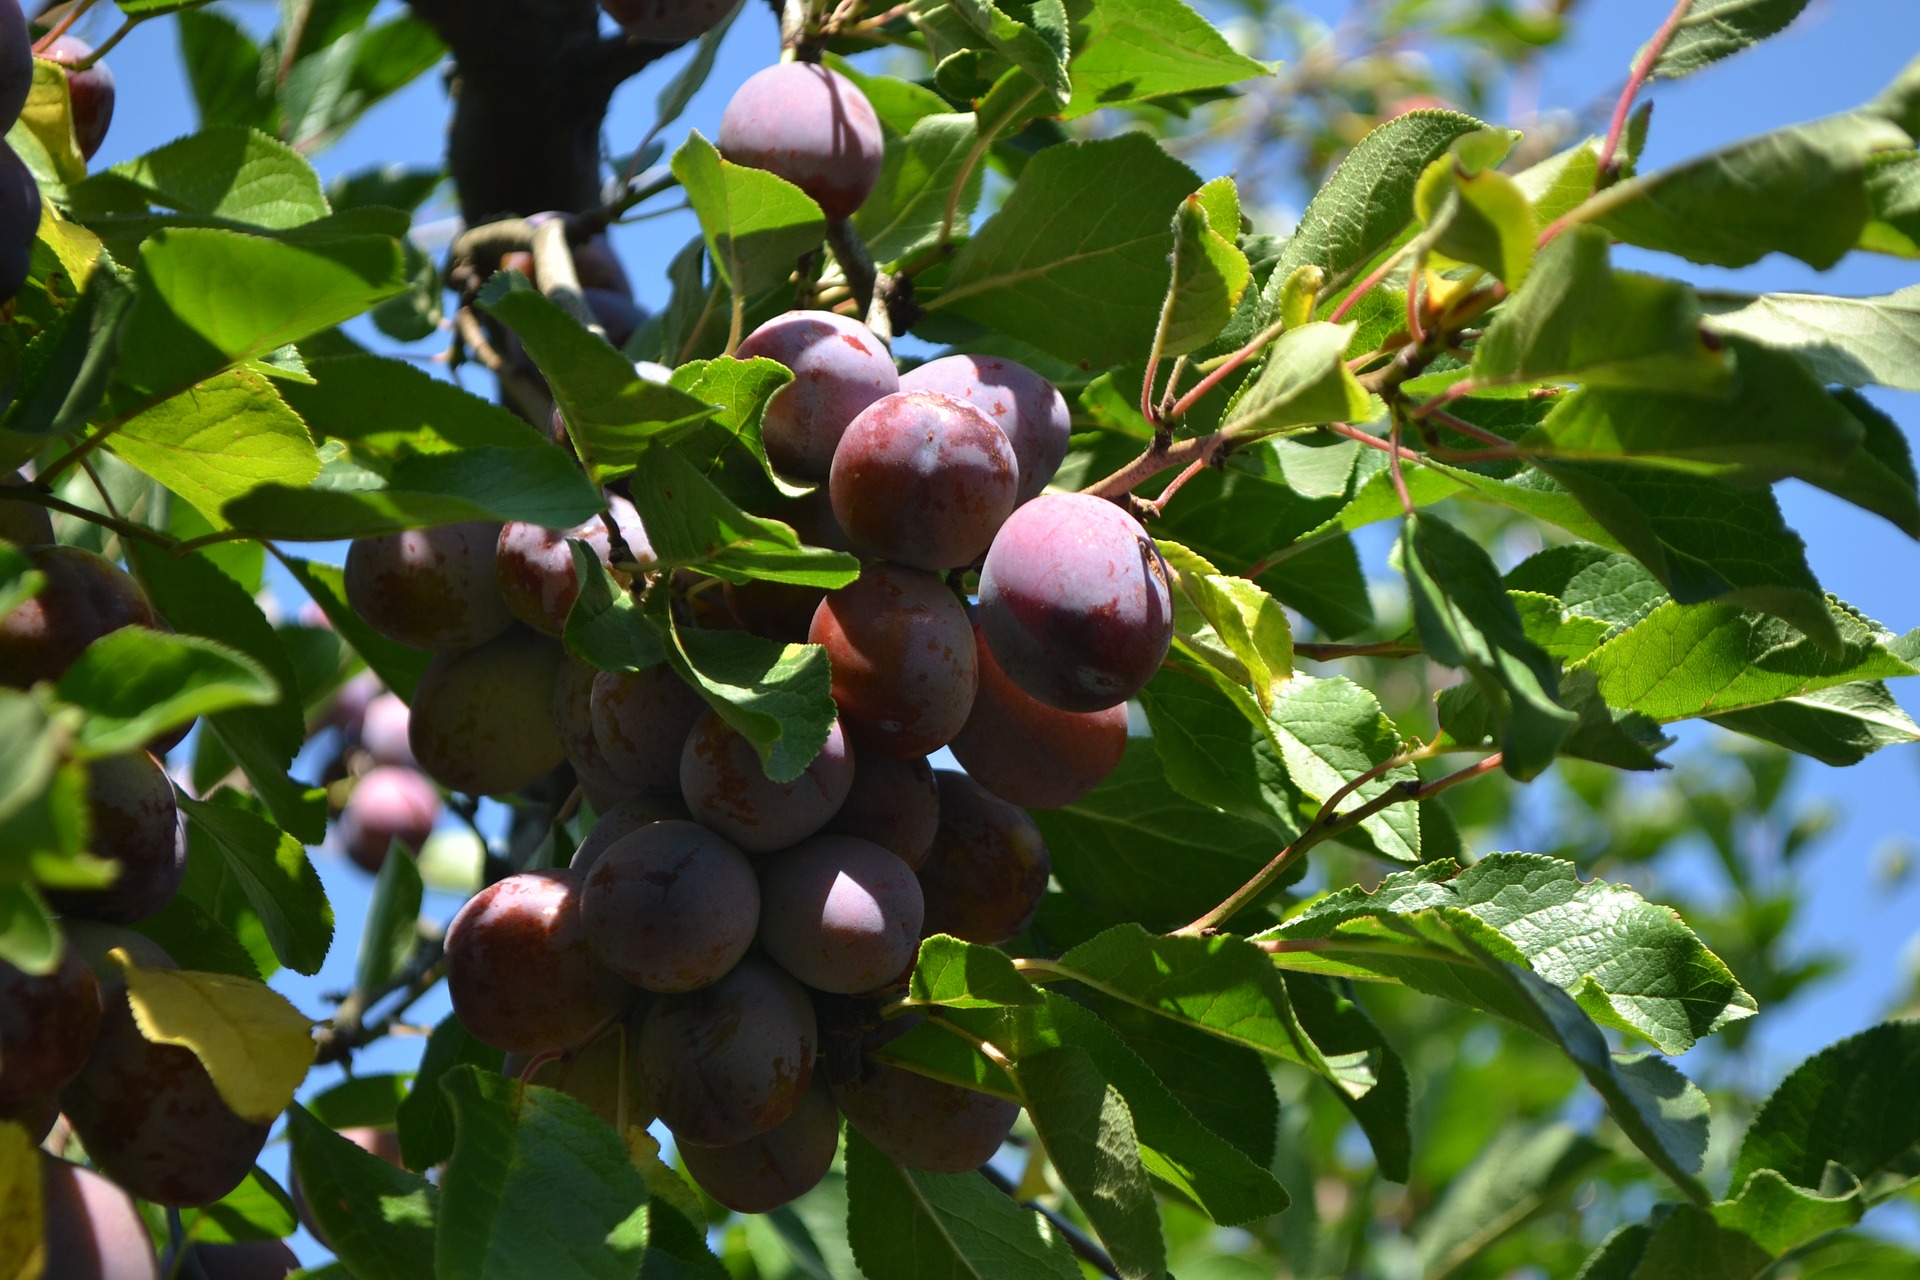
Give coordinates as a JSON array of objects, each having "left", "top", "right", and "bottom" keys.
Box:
[
  {"left": 0, "top": 942, "right": 101, "bottom": 1118},
  {"left": 680, "top": 710, "right": 854, "bottom": 854},
  {"left": 39, "top": 36, "right": 113, "bottom": 160},
  {"left": 590, "top": 665, "right": 705, "bottom": 795},
  {"left": 918, "top": 772, "right": 1049, "bottom": 946},
  {"left": 949, "top": 623, "right": 1127, "bottom": 809},
  {"left": 0, "top": 545, "right": 155, "bottom": 687},
  {"left": 408, "top": 627, "right": 567, "bottom": 796},
  {"left": 809, "top": 563, "right": 976, "bottom": 758},
  {"left": 599, "top": 0, "right": 733, "bottom": 40},
  {"left": 40, "top": 1153, "right": 161, "bottom": 1280},
  {"left": 680, "top": 1080, "right": 840, "bottom": 1214},
  {"left": 344, "top": 522, "right": 513, "bottom": 653},
  {"left": 445, "top": 869, "right": 637, "bottom": 1055},
  {"left": 829, "top": 391, "right": 1017, "bottom": 572},
  {"left": 46, "top": 751, "right": 183, "bottom": 925},
  {"left": 898, "top": 355, "right": 1072, "bottom": 504},
  {"left": 719, "top": 63, "right": 883, "bottom": 222},
  {"left": 832, "top": 1016, "right": 1018, "bottom": 1174},
  {"left": 734, "top": 311, "right": 897, "bottom": 480},
  {"left": 757, "top": 835, "right": 923, "bottom": 995},
  {"left": 582, "top": 820, "right": 759, "bottom": 992},
  {"left": 977, "top": 493, "right": 1173, "bottom": 712},
  {"left": 0, "top": 140, "right": 35, "bottom": 302},
  {"left": 187, "top": 1240, "right": 300, "bottom": 1280},
  {"left": 641, "top": 956, "right": 816, "bottom": 1147},
  {"left": 819, "top": 749, "right": 939, "bottom": 869},
  {"left": 570, "top": 795, "right": 688, "bottom": 872},
  {"left": 60, "top": 939, "right": 271, "bottom": 1206},
  {"left": 495, "top": 495, "right": 651, "bottom": 636}
]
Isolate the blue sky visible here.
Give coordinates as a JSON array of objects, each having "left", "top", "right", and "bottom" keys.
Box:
[{"left": 61, "top": 0, "right": 1920, "bottom": 1262}]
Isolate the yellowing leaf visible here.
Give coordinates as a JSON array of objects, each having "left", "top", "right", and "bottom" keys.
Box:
[
  {"left": 115, "top": 948, "right": 317, "bottom": 1124},
  {"left": 0, "top": 1120, "right": 45, "bottom": 1280},
  {"left": 12, "top": 60, "right": 86, "bottom": 190},
  {"left": 36, "top": 202, "right": 101, "bottom": 290}
]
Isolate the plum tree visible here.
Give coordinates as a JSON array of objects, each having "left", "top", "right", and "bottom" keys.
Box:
[
  {"left": 809, "top": 563, "right": 977, "bottom": 758},
  {"left": 0, "top": 942, "right": 101, "bottom": 1119},
  {"left": 444, "top": 869, "right": 636, "bottom": 1054},
  {"left": 680, "top": 709, "right": 854, "bottom": 854},
  {"left": 0, "top": 0, "right": 28, "bottom": 131},
  {"left": 570, "top": 794, "right": 688, "bottom": 871},
  {"left": 60, "top": 938, "right": 271, "bottom": 1206},
  {"left": 733, "top": 311, "right": 897, "bottom": 479},
  {"left": 343, "top": 522, "right": 513, "bottom": 653},
  {"left": 39, "top": 1154, "right": 159, "bottom": 1280},
  {"left": 337, "top": 765, "right": 440, "bottom": 873},
  {"left": 188, "top": 1240, "right": 302, "bottom": 1280},
  {"left": 407, "top": 626, "right": 567, "bottom": 795},
  {"left": 819, "top": 749, "right": 939, "bottom": 869},
  {"left": 0, "top": 545, "right": 154, "bottom": 687},
  {"left": 829, "top": 391, "right": 1017, "bottom": 571},
  {"left": 918, "top": 772, "right": 1050, "bottom": 945},
  {"left": 46, "top": 752, "right": 183, "bottom": 925},
  {"left": 978, "top": 493, "right": 1174, "bottom": 711},
  {"left": 679, "top": 1080, "right": 840, "bottom": 1214},
  {"left": 598, "top": 0, "right": 733, "bottom": 40},
  {"left": 756, "top": 835, "right": 923, "bottom": 994},
  {"left": 0, "top": 139, "right": 36, "bottom": 301},
  {"left": 494, "top": 495, "right": 651, "bottom": 636},
  {"left": 504, "top": 1011, "right": 652, "bottom": 1132},
  {"left": 718, "top": 62, "right": 882, "bottom": 221},
  {"left": 640, "top": 956, "right": 817, "bottom": 1147},
  {"left": 898, "top": 356, "right": 1073, "bottom": 504},
  {"left": 39, "top": 36, "right": 114, "bottom": 159},
  {"left": 949, "top": 623, "right": 1128, "bottom": 809},
  {"left": 580, "top": 819, "right": 760, "bottom": 992},
  {"left": 832, "top": 1018, "right": 1019, "bottom": 1174},
  {"left": 590, "top": 664, "right": 707, "bottom": 794}
]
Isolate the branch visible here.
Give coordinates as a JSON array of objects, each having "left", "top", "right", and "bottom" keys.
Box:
[
  {"left": 2, "top": 486, "right": 179, "bottom": 552},
  {"left": 313, "top": 930, "right": 448, "bottom": 1066}
]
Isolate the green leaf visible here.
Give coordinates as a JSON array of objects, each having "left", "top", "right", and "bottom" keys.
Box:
[
  {"left": 1278, "top": 974, "right": 1411, "bottom": 1181},
  {"left": 279, "top": 354, "right": 549, "bottom": 461},
  {"left": 131, "top": 892, "right": 262, "bottom": 982},
  {"left": 1699, "top": 283, "right": 1920, "bottom": 391},
  {"left": 288, "top": 1105, "right": 438, "bottom": 1280},
  {"left": 10, "top": 60, "right": 86, "bottom": 194},
  {"left": 1415, "top": 148, "right": 1536, "bottom": 286},
  {"left": 563, "top": 541, "right": 668, "bottom": 674},
  {"left": 1153, "top": 178, "right": 1252, "bottom": 358},
  {"left": 664, "top": 613, "right": 836, "bottom": 785},
  {"left": 1062, "top": 0, "right": 1269, "bottom": 118},
  {"left": 854, "top": 113, "right": 985, "bottom": 268},
  {"left": 1033, "top": 738, "right": 1288, "bottom": 931},
  {"left": 843, "top": 1131, "right": 1082, "bottom": 1280},
  {"left": 1270, "top": 109, "right": 1490, "bottom": 297},
  {"left": 1574, "top": 596, "right": 1915, "bottom": 723},
  {"left": 354, "top": 838, "right": 422, "bottom": 996},
  {"left": 0, "top": 882, "right": 58, "bottom": 975},
  {"left": 177, "top": 11, "right": 277, "bottom": 134},
  {"left": 1155, "top": 539, "right": 1292, "bottom": 711},
  {"left": 108, "top": 369, "right": 322, "bottom": 526},
  {"left": 1504, "top": 544, "right": 1666, "bottom": 627},
  {"left": 946, "top": 0, "right": 1071, "bottom": 102},
  {"left": 1405, "top": 514, "right": 1576, "bottom": 779},
  {"left": 666, "top": 355, "right": 799, "bottom": 496},
  {"left": 932, "top": 134, "right": 1201, "bottom": 369},
  {"left": 1706, "top": 680, "right": 1920, "bottom": 766},
  {"left": 56, "top": 627, "right": 277, "bottom": 757},
  {"left": 306, "top": 1075, "right": 410, "bottom": 1132},
  {"left": 1647, "top": 0, "right": 1814, "bottom": 80},
  {"left": 909, "top": 935, "right": 1043, "bottom": 1009},
  {"left": 278, "top": 555, "right": 431, "bottom": 702},
  {"left": 1265, "top": 852, "right": 1757, "bottom": 1055},
  {"left": 1599, "top": 1203, "right": 1771, "bottom": 1280},
  {"left": 672, "top": 130, "right": 827, "bottom": 302},
  {"left": 1139, "top": 661, "right": 1300, "bottom": 837},
  {"left": 436, "top": 1068, "right": 651, "bottom": 1280},
  {"left": 3, "top": 258, "right": 135, "bottom": 446},
  {"left": 1474, "top": 227, "right": 1730, "bottom": 391},
  {"left": 1416, "top": 1123, "right": 1610, "bottom": 1280},
  {"left": 181, "top": 1165, "right": 299, "bottom": 1245},
  {"left": 1514, "top": 136, "right": 1603, "bottom": 223},
  {"left": 626, "top": 448, "right": 858, "bottom": 586},
  {"left": 1591, "top": 113, "right": 1911, "bottom": 270},
  {"left": 91, "top": 125, "right": 329, "bottom": 229},
  {"left": 1731, "top": 1020, "right": 1920, "bottom": 1198},
  {"left": 1861, "top": 150, "right": 1920, "bottom": 255},
  {"left": 476, "top": 275, "right": 716, "bottom": 475},
  {"left": 1222, "top": 322, "right": 1373, "bottom": 437},
  {"left": 396, "top": 1015, "right": 504, "bottom": 1173},
  {"left": 1711, "top": 1169, "right": 1863, "bottom": 1258},
  {"left": 178, "top": 794, "right": 333, "bottom": 976},
  {"left": 1266, "top": 674, "right": 1420, "bottom": 863}
]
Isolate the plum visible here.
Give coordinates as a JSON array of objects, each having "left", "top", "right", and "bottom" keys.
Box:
[
  {"left": 718, "top": 62, "right": 882, "bottom": 221},
  {"left": 599, "top": 0, "right": 734, "bottom": 40},
  {"left": 0, "top": 942, "right": 101, "bottom": 1118},
  {"left": 0, "top": 469, "right": 52, "bottom": 544},
  {"left": 679, "top": 1080, "right": 840, "bottom": 1214},
  {"left": 723, "top": 491, "right": 850, "bottom": 642},
  {"left": 0, "top": 545, "right": 155, "bottom": 688},
  {"left": 188, "top": 1240, "right": 301, "bottom": 1280},
  {"left": 570, "top": 794, "right": 689, "bottom": 872},
  {"left": 446, "top": 869, "right": 636, "bottom": 1055},
  {"left": 581, "top": 819, "right": 759, "bottom": 993},
  {"left": 0, "top": 140, "right": 36, "bottom": 301},
  {"left": 344, "top": 522, "right": 513, "bottom": 653},
  {"left": 808, "top": 564, "right": 976, "bottom": 758},
  {"left": 757, "top": 835, "right": 923, "bottom": 995},
  {"left": 356, "top": 692, "right": 415, "bottom": 767},
  {"left": 680, "top": 710, "right": 853, "bottom": 855},
  {"left": 46, "top": 751, "right": 183, "bottom": 925},
  {"left": 408, "top": 626, "right": 567, "bottom": 795},
  {"left": 39, "top": 36, "right": 113, "bottom": 160},
  {"left": 949, "top": 622, "right": 1127, "bottom": 808},
  {"left": 0, "top": 0, "right": 29, "bottom": 133},
  {"left": 833, "top": 1017, "right": 1018, "bottom": 1174},
  {"left": 977, "top": 493, "right": 1173, "bottom": 711},
  {"left": 734, "top": 310, "right": 897, "bottom": 480},
  {"left": 829, "top": 391, "right": 1016, "bottom": 571},
  {"left": 819, "top": 749, "right": 939, "bottom": 869},
  {"left": 495, "top": 495, "right": 651, "bottom": 636},
  {"left": 589, "top": 664, "right": 706, "bottom": 795},
  {"left": 917, "top": 772, "right": 1049, "bottom": 946},
  {"left": 552, "top": 654, "right": 627, "bottom": 795},
  {"left": 640, "top": 956, "right": 816, "bottom": 1147},
  {"left": 40, "top": 1154, "right": 160, "bottom": 1280},
  {"left": 899, "top": 355, "right": 1072, "bottom": 504},
  {"left": 338, "top": 765, "right": 440, "bottom": 873},
  {"left": 504, "top": 1010, "right": 652, "bottom": 1133}
]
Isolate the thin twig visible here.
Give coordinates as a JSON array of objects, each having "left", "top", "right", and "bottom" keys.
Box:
[
  {"left": 1165, "top": 318, "right": 1286, "bottom": 421},
  {"left": 313, "top": 931, "right": 448, "bottom": 1066},
  {"left": 1329, "top": 238, "right": 1416, "bottom": 325},
  {"left": 1596, "top": 0, "right": 1691, "bottom": 180},
  {"left": 1388, "top": 413, "right": 1414, "bottom": 515},
  {"left": 6, "top": 486, "right": 178, "bottom": 551},
  {"left": 1292, "top": 640, "right": 1423, "bottom": 662}
]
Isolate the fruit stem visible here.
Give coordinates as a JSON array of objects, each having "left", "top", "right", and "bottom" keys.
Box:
[
  {"left": 1597, "top": 0, "right": 1692, "bottom": 182},
  {"left": 32, "top": 0, "right": 97, "bottom": 54}
]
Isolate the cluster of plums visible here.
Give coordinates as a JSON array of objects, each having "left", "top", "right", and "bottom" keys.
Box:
[{"left": 0, "top": 0, "right": 116, "bottom": 300}]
